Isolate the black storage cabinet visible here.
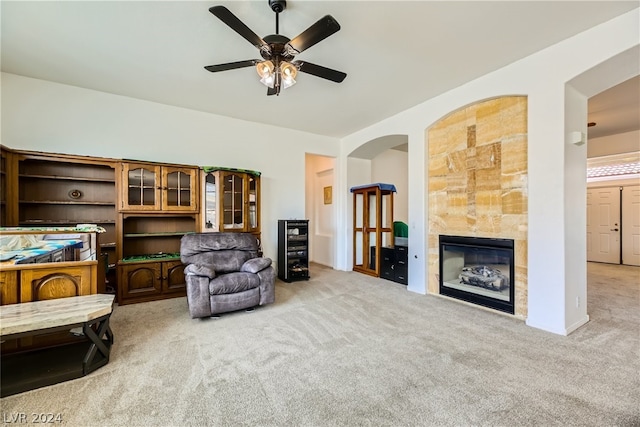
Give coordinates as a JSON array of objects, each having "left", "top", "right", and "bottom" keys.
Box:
[
  {"left": 278, "top": 220, "right": 310, "bottom": 282},
  {"left": 392, "top": 245, "right": 408, "bottom": 285},
  {"left": 371, "top": 245, "right": 408, "bottom": 285}
]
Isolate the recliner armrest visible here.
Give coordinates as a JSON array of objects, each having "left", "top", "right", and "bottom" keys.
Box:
[
  {"left": 240, "top": 257, "right": 272, "bottom": 273},
  {"left": 184, "top": 263, "right": 216, "bottom": 279}
]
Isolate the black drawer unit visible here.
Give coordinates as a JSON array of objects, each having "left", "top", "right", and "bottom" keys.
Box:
[
  {"left": 380, "top": 247, "right": 395, "bottom": 281},
  {"left": 278, "top": 220, "right": 310, "bottom": 282},
  {"left": 372, "top": 245, "right": 408, "bottom": 285},
  {"left": 394, "top": 245, "right": 408, "bottom": 285}
]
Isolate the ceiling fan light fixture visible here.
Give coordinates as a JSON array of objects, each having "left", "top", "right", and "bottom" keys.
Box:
[
  {"left": 281, "top": 76, "right": 296, "bottom": 89},
  {"left": 260, "top": 74, "right": 276, "bottom": 88},
  {"left": 256, "top": 60, "right": 275, "bottom": 88},
  {"left": 256, "top": 60, "right": 274, "bottom": 78},
  {"left": 280, "top": 61, "right": 298, "bottom": 89}
]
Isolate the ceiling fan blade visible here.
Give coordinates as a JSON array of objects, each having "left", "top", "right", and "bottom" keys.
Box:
[
  {"left": 286, "top": 15, "right": 341, "bottom": 55},
  {"left": 209, "top": 6, "right": 269, "bottom": 53},
  {"left": 295, "top": 61, "right": 347, "bottom": 83},
  {"left": 204, "top": 60, "right": 258, "bottom": 73}
]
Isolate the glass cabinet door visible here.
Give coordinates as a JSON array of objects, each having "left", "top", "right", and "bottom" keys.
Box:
[
  {"left": 203, "top": 172, "right": 217, "bottom": 230},
  {"left": 162, "top": 167, "right": 196, "bottom": 211},
  {"left": 122, "top": 163, "right": 197, "bottom": 211},
  {"left": 223, "top": 173, "right": 245, "bottom": 229},
  {"left": 353, "top": 191, "right": 364, "bottom": 269},
  {"left": 122, "top": 163, "right": 160, "bottom": 210},
  {"left": 200, "top": 169, "right": 260, "bottom": 233},
  {"left": 248, "top": 175, "right": 259, "bottom": 232}
]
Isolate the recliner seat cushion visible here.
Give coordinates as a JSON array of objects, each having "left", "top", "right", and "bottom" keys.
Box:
[{"left": 209, "top": 272, "right": 260, "bottom": 295}]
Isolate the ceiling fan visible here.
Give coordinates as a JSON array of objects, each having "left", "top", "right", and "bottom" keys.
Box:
[{"left": 205, "top": 0, "right": 347, "bottom": 96}]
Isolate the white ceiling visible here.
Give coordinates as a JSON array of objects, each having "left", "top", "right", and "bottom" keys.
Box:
[
  {"left": 587, "top": 75, "right": 639, "bottom": 139},
  {"left": 1, "top": 1, "right": 638, "bottom": 139}
]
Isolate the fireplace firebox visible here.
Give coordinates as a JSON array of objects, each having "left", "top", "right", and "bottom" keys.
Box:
[{"left": 439, "top": 235, "right": 515, "bottom": 314}]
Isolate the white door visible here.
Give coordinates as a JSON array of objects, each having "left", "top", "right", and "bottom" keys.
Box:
[
  {"left": 622, "top": 185, "right": 640, "bottom": 266},
  {"left": 587, "top": 187, "right": 621, "bottom": 264}
]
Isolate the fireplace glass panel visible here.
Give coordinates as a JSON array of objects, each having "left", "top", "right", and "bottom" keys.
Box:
[{"left": 439, "top": 235, "right": 514, "bottom": 314}]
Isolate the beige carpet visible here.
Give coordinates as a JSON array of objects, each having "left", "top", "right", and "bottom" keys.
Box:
[{"left": 1, "top": 262, "right": 638, "bottom": 426}]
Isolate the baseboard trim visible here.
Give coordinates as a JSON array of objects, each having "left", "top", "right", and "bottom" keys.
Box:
[
  {"left": 565, "top": 315, "right": 590, "bottom": 335},
  {"left": 526, "top": 314, "right": 590, "bottom": 336}
]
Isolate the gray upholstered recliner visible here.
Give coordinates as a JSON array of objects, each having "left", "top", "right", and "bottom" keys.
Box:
[{"left": 180, "top": 233, "right": 275, "bottom": 318}]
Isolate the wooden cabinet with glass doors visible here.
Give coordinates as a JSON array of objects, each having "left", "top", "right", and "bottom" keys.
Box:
[
  {"left": 120, "top": 162, "right": 198, "bottom": 212},
  {"left": 351, "top": 183, "right": 396, "bottom": 278},
  {"left": 117, "top": 161, "right": 198, "bottom": 304},
  {"left": 200, "top": 168, "right": 260, "bottom": 237}
]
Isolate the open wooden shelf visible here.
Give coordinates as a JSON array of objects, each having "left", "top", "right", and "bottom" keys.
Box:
[
  {"left": 20, "top": 200, "right": 116, "bottom": 206},
  {"left": 20, "top": 219, "right": 116, "bottom": 225},
  {"left": 19, "top": 174, "right": 115, "bottom": 183},
  {"left": 123, "top": 231, "right": 193, "bottom": 238}
]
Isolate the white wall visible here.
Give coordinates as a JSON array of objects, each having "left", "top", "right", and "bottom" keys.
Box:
[
  {"left": 305, "top": 154, "right": 336, "bottom": 267},
  {"left": 371, "top": 149, "right": 409, "bottom": 224},
  {"left": 1, "top": 73, "right": 340, "bottom": 261},
  {"left": 564, "top": 84, "right": 589, "bottom": 333},
  {"left": 588, "top": 130, "right": 640, "bottom": 157},
  {"left": 339, "top": 9, "right": 639, "bottom": 335}
]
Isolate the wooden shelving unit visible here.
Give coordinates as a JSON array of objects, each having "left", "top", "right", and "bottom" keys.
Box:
[
  {"left": 0, "top": 147, "right": 18, "bottom": 226},
  {"left": 116, "top": 161, "right": 198, "bottom": 303},
  {"left": 16, "top": 156, "right": 118, "bottom": 268},
  {"left": 0, "top": 150, "right": 7, "bottom": 226},
  {"left": 117, "top": 213, "right": 196, "bottom": 305},
  {"left": 1, "top": 147, "right": 206, "bottom": 305},
  {"left": 119, "top": 214, "right": 195, "bottom": 255}
]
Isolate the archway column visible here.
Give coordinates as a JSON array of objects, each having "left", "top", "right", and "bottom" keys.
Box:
[
  {"left": 407, "top": 128, "right": 427, "bottom": 294},
  {"left": 563, "top": 84, "right": 590, "bottom": 333},
  {"left": 526, "top": 89, "right": 573, "bottom": 334}
]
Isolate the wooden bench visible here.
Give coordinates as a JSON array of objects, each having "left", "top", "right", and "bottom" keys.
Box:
[{"left": 0, "top": 294, "right": 115, "bottom": 397}]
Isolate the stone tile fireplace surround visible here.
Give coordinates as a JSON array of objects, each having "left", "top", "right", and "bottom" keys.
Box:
[{"left": 427, "top": 96, "right": 528, "bottom": 317}]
